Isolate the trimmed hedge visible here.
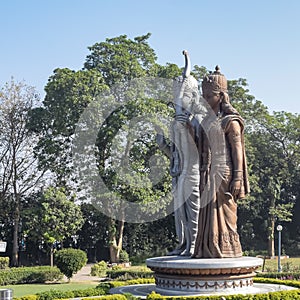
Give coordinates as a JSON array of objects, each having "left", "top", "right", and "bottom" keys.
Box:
[
  {"left": 257, "top": 271, "right": 300, "bottom": 280},
  {"left": 254, "top": 276, "right": 300, "bottom": 288},
  {"left": 48, "top": 296, "right": 127, "bottom": 300},
  {"left": 144, "top": 278, "right": 300, "bottom": 299},
  {"left": 13, "top": 294, "right": 127, "bottom": 300},
  {"left": 108, "top": 278, "right": 300, "bottom": 299},
  {"left": 36, "top": 285, "right": 109, "bottom": 300},
  {"left": 14, "top": 296, "right": 37, "bottom": 300},
  {"left": 0, "top": 257, "right": 9, "bottom": 269},
  {"left": 108, "top": 278, "right": 155, "bottom": 288},
  {"left": 146, "top": 290, "right": 300, "bottom": 299},
  {"left": 0, "top": 266, "right": 63, "bottom": 285},
  {"left": 107, "top": 269, "right": 154, "bottom": 280},
  {"left": 82, "top": 296, "right": 127, "bottom": 300}
]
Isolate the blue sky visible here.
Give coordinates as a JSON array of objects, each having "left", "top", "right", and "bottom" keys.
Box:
[{"left": 1, "top": 0, "right": 299, "bottom": 113}]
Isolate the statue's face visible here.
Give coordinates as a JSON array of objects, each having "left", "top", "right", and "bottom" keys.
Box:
[
  {"left": 174, "top": 75, "right": 199, "bottom": 116},
  {"left": 202, "top": 89, "right": 221, "bottom": 111},
  {"left": 181, "top": 92, "right": 194, "bottom": 112}
]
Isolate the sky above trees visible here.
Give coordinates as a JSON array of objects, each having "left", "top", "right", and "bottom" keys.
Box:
[{"left": 0, "top": 0, "right": 299, "bottom": 113}]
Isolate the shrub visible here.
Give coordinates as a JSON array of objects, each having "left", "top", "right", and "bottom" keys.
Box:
[
  {"left": 256, "top": 271, "right": 300, "bottom": 280},
  {"left": 146, "top": 292, "right": 164, "bottom": 299},
  {"left": 0, "top": 257, "right": 9, "bottom": 269},
  {"left": 87, "top": 296, "right": 127, "bottom": 300},
  {"left": 107, "top": 269, "right": 154, "bottom": 280},
  {"left": 91, "top": 260, "right": 108, "bottom": 277},
  {"left": 144, "top": 290, "right": 300, "bottom": 299},
  {"left": 108, "top": 278, "right": 155, "bottom": 288},
  {"left": 14, "top": 296, "right": 38, "bottom": 300},
  {"left": 54, "top": 248, "right": 87, "bottom": 280},
  {"left": 36, "top": 290, "right": 75, "bottom": 300},
  {"left": 119, "top": 250, "right": 129, "bottom": 263},
  {"left": 254, "top": 276, "right": 300, "bottom": 288},
  {"left": 0, "top": 266, "right": 62, "bottom": 285},
  {"left": 112, "top": 264, "right": 122, "bottom": 271},
  {"left": 37, "top": 286, "right": 108, "bottom": 300}
]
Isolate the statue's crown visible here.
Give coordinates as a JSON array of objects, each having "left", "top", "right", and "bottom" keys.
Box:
[{"left": 202, "top": 66, "right": 227, "bottom": 93}]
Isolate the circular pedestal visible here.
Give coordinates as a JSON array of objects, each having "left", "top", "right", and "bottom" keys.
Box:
[{"left": 146, "top": 256, "right": 263, "bottom": 293}]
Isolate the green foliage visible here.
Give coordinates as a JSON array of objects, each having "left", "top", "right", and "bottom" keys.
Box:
[
  {"left": 87, "top": 296, "right": 127, "bottom": 300},
  {"left": 84, "top": 33, "right": 157, "bottom": 85},
  {"left": 124, "top": 215, "right": 177, "bottom": 258},
  {"left": 28, "top": 68, "right": 107, "bottom": 185},
  {"left": 119, "top": 250, "right": 129, "bottom": 263},
  {"left": 77, "top": 203, "right": 109, "bottom": 255},
  {"left": 149, "top": 292, "right": 300, "bottom": 300},
  {"left": 0, "top": 266, "right": 62, "bottom": 285},
  {"left": 107, "top": 269, "right": 154, "bottom": 280},
  {"left": 41, "top": 187, "right": 84, "bottom": 244},
  {"left": 226, "top": 76, "right": 300, "bottom": 256},
  {"left": 27, "top": 33, "right": 179, "bottom": 263},
  {"left": 23, "top": 32, "right": 300, "bottom": 260},
  {"left": 23, "top": 187, "right": 84, "bottom": 251},
  {"left": 14, "top": 295, "right": 38, "bottom": 300},
  {"left": 108, "top": 278, "right": 155, "bottom": 288},
  {"left": 0, "top": 257, "right": 9, "bottom": 269},
  {"left": 256, "top": 272, "right": 300, "bottom": 280},
  {"left": 147, "top": 278, "right": 300, "bottom": 300},
  {"left": 90, "top": 261, "right": 108, "bottom": 277},
  {"left": 54, "top": 248, "right": 87, "bottom": 280},
  {"left": 36, "top": 286, "right": 108, "bottom": 300},
  {"left": 146, "top": 292, "right": 164, "bottom": 299},
  {"left": 112, "top": 264, "right": 122, "bottom": 271}
]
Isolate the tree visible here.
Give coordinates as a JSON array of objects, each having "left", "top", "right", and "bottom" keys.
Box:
[
  {"left": 76, "top": 203, "right": 109, "bottom": 262},
  {"left": 0, "top": 79, "right": 44, "bottom": 266},
  {"left": 84, "top": 33, "right": 157, "bottom": 86},
  {"left": 24, "top": 187, "right": 84, "bottom": 266},
  {"left": 28, "top": 68, "right": 107, "bottom": 187},
  {"left": 227, "top": 78, "right": 299, "bottom": 256},
  {"left": 29, "top": 33, "right": 181, "bottom": 263},
  {"left": 248, "top": 112, "right": 299, "bottom": 256}
]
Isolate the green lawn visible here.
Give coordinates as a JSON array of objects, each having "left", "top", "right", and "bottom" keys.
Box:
[
  {"left": 261, "top": 257, "right": 300, "bottom": 272},
  {"left": 0, "top": 282, "right": 99, "bottom": 297}
]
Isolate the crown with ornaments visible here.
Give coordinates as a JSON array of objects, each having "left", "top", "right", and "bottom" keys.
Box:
[{"left": 202, "top": 65, "right": 228, "bottom": 93}]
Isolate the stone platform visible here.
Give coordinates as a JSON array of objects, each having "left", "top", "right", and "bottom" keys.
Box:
[{"left": 146, "top": 256, "right": 263, "bottom": 293}]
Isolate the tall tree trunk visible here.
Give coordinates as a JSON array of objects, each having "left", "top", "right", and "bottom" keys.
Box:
[
  {"left": 267, "top": 212, "right": 275, "bottom": 257},
  {"left": 11, "top": 143, "right": 20, "bottom": 267},
  {"left": 50, "top": 244, "right": 54, "bottom": 267},
  {"left": 108, "top": 216, "right": 118, "bottom": 263},
  {"left": 11, "top": 207, "right": 20, "bottom": 266},
  {"left": 108, "top": 216, "right": 125, "bottom": 263}
]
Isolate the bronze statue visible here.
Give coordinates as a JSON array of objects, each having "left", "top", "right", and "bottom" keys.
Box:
[
  {"left": 192, "top": 66, "right": 249, "bottom": 258},
  {"left": 157, "top": 51, "right": 249, "bottom": 258},
  {"left": 148, "top": 60, "right": 260, "bottom": 293}
]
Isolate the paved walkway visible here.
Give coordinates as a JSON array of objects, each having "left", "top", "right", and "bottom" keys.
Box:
[{"left": 70, "top": 263, "right": 103, "bottom": 283}]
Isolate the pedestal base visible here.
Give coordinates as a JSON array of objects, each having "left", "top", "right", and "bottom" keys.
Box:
[{"left": 146, "top": 256, "right": 263, "bottom": 293}]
